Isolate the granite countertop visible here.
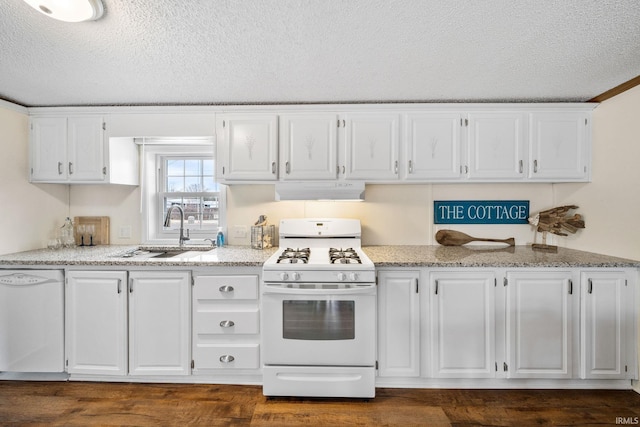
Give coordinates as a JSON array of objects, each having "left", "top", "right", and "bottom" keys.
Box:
[
  {"left": 0, "top": 244, "right": 638, "bottom": 269},
  {"left": 0, "top": 245, "right": 278, "bottom": 267},
  {"left": 362, "top": 245, "right": 640, "bottom": 268}
]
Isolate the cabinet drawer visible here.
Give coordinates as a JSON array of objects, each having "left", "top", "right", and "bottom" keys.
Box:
[
  {"left": 194, "top": 275, "right": 258, "bottom": 300},
  {"left": 194, "top": 344, "right": 260, "bottom": 369},
  {"left": 195, "top": 309, "right": 259, "bottom": 335}
]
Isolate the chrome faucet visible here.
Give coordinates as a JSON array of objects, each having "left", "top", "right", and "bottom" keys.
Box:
[{"left": 163, "top": 205, "right": 190, "bottom": 247}]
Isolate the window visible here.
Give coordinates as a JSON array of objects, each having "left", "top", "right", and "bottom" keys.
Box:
[
  {"left": 141, "top": 141, "right": 224, "bottom": 244},
  {"left": 161, "top": 157, "right": 219, "bottom": 232}
]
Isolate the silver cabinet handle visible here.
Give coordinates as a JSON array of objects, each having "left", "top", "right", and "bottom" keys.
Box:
[
  {"left": 117, "top": 279, "right": 121, "bottom": 294},
  {"left": 68, "top": 162, "right": 73, "bottom": 175},
  {"left": 222, "top": 166, "right": 225, "bottom": 175},
  {"left": 285, "top": 161, "right": 290, "bottom": 174},
  {"left": 219, "top": 355, "right": 235, "bottom": 363},
  {"left": 519, "top": 160, "right": 523, "bottom": 174},
  {"left": 394, "top": 160, "right": 398, "bottom": 174},
  {"left": 219, "top": 285, "right": 234, "bottom": 293},
  {"left": 58, "top": 162, "right": 63, "bottom": 175},
  {"left": 465, "top": 165, "right": 469, "bottom": 174},
  {"left": 219, "top": 320, "right": 235, "bottom": 328},
  {"left": 271, "top": 161, "right": 276, "bottom": 174},
  {"left": 342, "top": 165, "right": 345, "bottom": 174},
  {"left": 434, "top": 280, "right": 439, "bottom": 295},
  {"left": 533, "top": 159, "right": 538, "bottom": 173},
  {"left": 588, "top": 279, "right": 593, "bottom": 294},
  {"left": 408, "top": 160, "right": 413, "bottom": 174},
  {"left": 129, "top": 278, "right": 134, "bottom": 293}
]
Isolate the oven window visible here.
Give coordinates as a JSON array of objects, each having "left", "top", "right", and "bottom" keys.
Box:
[{"left": 283, "top": 300, "right": 355, "bottom": 340}]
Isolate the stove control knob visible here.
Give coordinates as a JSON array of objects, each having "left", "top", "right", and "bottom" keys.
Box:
[
  {"left": 337, "top": 272, "right": 346, "bottom": 281},
  {"left": 349, "top": 272, "right": 359, "bottom": 281},
  {"left": 291, "top": 272, "right": 300, "bottom": 280},
  {"left": 280, "top": 273, "right": 289, "bottom": 281}
]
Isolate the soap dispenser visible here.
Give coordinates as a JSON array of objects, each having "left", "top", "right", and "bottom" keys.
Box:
[{"left": 216, "top": 228, "right": 225, "bottom": 247}]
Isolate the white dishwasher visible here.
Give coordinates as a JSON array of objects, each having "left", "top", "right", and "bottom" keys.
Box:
[{"left": 0, "top": 270, "right": 65, "bottom": 373}]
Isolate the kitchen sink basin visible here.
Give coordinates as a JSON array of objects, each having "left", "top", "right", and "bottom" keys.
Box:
[
  {"left": 116, "top": 247, "right": 212, "bottom": 259},
  {"left": 148, "top": 250, "right": 192, "bottom": 258}
]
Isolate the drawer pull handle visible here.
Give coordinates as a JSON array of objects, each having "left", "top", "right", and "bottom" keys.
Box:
[
  {"left": 219, "top": 285, "right": 234, "bottom": 293},
  {"left": 219, "top": 320, "right": 235, "bottom": 328},
  {"left": 219, "top": 355, "right": 235, "bottom": 363}
]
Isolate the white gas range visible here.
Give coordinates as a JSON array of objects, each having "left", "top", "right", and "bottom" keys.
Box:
[{"left": 261, "top": 218, "right": 377, "bottom": 398}]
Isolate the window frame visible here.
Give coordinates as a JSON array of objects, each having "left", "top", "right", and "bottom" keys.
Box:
[{"left": 141, "top": 143, "right": 225, "bottom": 245}]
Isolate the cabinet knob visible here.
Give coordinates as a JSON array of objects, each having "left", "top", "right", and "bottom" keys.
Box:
[
  {"left": 219, "top": 355, "right": 235, "bottom": 363},
  {"left": 219, "top": 285, "right": 234, "bottom": 293},
  {"left": 219, "top": 320, "right": 235, "bottom": 328}
]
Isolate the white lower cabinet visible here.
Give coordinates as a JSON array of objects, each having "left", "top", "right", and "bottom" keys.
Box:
[
  {"left": 128, "top": 271, "right": 191, "bottom": 376},
  {"left": 580, "top": 270, "right": 636, "bottom": 379},
  {"left": 505, "top": 270, "right": 577, "bottom": 379},
  {"left": 66, "top": 271, "right": 128, "bottom": 376},
  {"left": 376, "top": 267, "right": 637, "bottom": 385},
  {"left": 66, "top": 270, "right": 191, "bottom": 377},
  {"left": 429, "top": 271, "right": 496, "bottom": 378},
  {"left": 192, "top": 274, "right": 261, "bottom": 373},
  {"left": 377, "top": 270, "right": 420, "bottom": 377}
]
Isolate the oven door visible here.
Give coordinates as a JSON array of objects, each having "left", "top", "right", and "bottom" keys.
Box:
[{"left": 262, "top": 283, "right": 376, "bottom": 366}]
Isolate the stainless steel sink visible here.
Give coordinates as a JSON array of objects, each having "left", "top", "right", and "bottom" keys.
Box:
[
  {"left": 116, "top": 248, "right": 211, "bottom": 259},
  {"left": 147, "top": 250, "right": 191, "bottom": 258}
]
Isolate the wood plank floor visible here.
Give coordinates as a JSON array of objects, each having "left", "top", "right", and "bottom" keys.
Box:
[{"left": 0, "top": 382, "right": 639, "bottom": 426}]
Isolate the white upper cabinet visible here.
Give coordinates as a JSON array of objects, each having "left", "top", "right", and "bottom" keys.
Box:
[
  {"left": 466, "top": 112, "right": 527, "bottom": 180},
  {"left": 404, "top": 112, "right": 462, "bottom": 180},
  {"left": 529, "top": 112, "right": 590, "bottom": 181},
  {"left": 31, "top": 116, "right": 106, "bottom": 183},
  {"left": 216, "top": 114, "right": 278, "bottom": 181},
  {"left": 30, "top": 115, "right": 138, "bottom": 185},
  {"left": 342, "top": 113, "right": 400, "bottom": 180},
  {"left": 279, "top": 114, "right": 338, "bottom": 180}
]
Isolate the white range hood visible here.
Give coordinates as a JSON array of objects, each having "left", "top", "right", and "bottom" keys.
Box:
[{"left": 275, "top": 181, "right": 365, "bottom": 201}]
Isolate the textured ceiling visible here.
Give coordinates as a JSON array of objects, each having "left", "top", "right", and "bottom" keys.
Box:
[{"left": 1, "top": 0, "right": 639, "bottom": 107}]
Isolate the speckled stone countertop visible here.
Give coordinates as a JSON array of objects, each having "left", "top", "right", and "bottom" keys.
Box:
[
  {"left": 0, "top": 244, "right": 638, "bottom": 269},
  {"left": 0, "top": 245, "right": 278, "bottom": 267},
  {"left": 362, "top": 245, "right": 640, "bottom": 268}
]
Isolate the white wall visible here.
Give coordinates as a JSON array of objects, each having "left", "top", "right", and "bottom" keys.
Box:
[
  {"left": 556, "top": 85, "right": 640, "bottom": 261},
  {"left": 225, "top": 183, "right": 556, "bottom": 246},
  {"left": 0, "top": 103, "right": 68, "bottom": 254}
]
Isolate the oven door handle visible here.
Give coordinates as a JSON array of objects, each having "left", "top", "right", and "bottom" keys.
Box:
[{"left": 262, "top": 284, "right": 376, "bottom": 295}]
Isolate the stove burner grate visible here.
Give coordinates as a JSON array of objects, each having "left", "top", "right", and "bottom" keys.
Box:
[
  {"left": 277, "top": 247, "right": 310, "bottom": 264},
  {"left": 329, "top": 247, "right": 362, "bottom": 264}
]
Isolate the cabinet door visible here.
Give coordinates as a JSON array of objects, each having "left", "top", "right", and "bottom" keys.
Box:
[
  {"left": 430, "top": 271, "right": 495, "bottom": 378},
  {"left": 129, "top": 271, "right": 191, "bottom": 376},
  {"left": 404, "top": 113, "right": 461, "bottom": 180},
  {"left": 467, "top": 113, "right": 526, "bottom": 180},
  {"left": 580, "top": 271, "right": 630, "bottom": 379},
  {"left": 506, "top": 271, "right": 576, "bottom": 378},
  {"left": 217, "top": 114, "right": 278, "bottom": 181},
  {"left": 377, "top": 271, "right": 420, "bottom": 377},
  {"left": 279, "top": 114, "right": 338, "bottom": 180},
  {"left": 529, "top": 112, "right": 589, "bottom": 181},
  {"left": 343, "top": 113, "right": 400, "bottom": 180},
  {"left": 30, "top": 117, "right": 68, "bottom": 182},
  {"left": 65, "top": 271, "right": 128, "bottom": 376},
  {"left": 67, "top": 116, "right": 105, "bottom": 182}
]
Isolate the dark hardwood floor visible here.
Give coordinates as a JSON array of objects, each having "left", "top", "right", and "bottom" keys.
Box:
[{"left": 1, "top": 381, "right": 639, "bottom": 426}]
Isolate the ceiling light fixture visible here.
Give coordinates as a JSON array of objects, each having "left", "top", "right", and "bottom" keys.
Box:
[{"left": 23, "top": 0, "right": 104, "bottom": 22}]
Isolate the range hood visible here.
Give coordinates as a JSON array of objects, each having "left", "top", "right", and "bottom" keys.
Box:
[{"left": 275, "top": 182, "right": 365, "bottom": 201}]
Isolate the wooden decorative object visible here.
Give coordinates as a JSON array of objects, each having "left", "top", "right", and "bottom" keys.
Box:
[
  {"left": 435, "top": 230, "right": 515, "bottom": 246},
  {"left": 528, "top": 205, "right": 585, "bottom": 251},
  {"left": 74, "top": 216, "right": 110, "bottom": 245}
]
